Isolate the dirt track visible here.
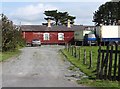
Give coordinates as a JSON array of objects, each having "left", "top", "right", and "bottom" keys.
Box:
[{"left": 2, "top": 45, "right": 83, "bottom": 87}]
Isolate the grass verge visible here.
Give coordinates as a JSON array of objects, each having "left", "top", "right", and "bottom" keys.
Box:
[
  {"left": 61, "top": 46, "right": 120, "bottom": 88},
  {"left": 0, "top": 50, "right": 21, "bottom": 62}
]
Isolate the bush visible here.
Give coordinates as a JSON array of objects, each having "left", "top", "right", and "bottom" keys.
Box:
[{"left": 1, "top": 14, "right": 25, "bottom": 52}]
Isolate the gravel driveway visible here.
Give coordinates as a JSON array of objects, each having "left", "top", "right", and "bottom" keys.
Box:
[{"left": 2, "top": 45, "right": 83, "bottom": 87}]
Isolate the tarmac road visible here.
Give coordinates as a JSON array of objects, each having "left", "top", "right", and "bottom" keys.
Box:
[{"left": 2, "top": 45, "right": 84, "bottom": 87}]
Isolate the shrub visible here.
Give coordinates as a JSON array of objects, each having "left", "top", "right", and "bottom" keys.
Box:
[{"left": 1, "top": 14, "right": 25, "bottom": 52}]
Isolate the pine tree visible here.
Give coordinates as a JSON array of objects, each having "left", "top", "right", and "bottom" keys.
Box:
[{"left": 44, "top": 10, "right": 76, "bottom": 26}]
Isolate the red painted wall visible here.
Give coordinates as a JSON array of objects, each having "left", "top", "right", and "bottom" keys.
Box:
[{"left": 22, "top": 31, "right": 74, "bottom": 44}]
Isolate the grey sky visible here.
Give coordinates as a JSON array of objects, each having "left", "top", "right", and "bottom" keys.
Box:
[{"left": 1, "top": 0, "right": 112, "bottom": 25}]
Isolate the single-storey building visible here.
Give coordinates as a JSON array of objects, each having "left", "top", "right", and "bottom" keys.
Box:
[
  {"left": 21, "top": 19, "right": 94, "bottom": 45},
  {"left": 21, "top": 20, "right": 85, "bottom": 44}
]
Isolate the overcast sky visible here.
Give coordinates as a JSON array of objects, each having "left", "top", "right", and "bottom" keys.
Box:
[{"left": 1, "top": 0, "right": 112, "bottom": 25}]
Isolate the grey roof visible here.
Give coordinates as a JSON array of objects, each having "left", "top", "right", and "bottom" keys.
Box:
[{"left": 21, "top": 25, "right": 85, "bottom": 32}]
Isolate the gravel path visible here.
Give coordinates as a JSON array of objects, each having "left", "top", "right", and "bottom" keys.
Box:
[{"left": 2, "top": 45, "right": 84, "bottom": 87}]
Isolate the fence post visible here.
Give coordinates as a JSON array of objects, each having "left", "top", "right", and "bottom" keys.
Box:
[
  {"left": 68, "top": 44, "right": 70, "bottom": 52},
  {"left": 78, "top": 47, "right": 81, "bottom": 60},
  {"left": 72, "top": 46, "right": 73, "bottom": 56},
  {"left": 65, "top": 43, "right": 67, "bottom": 49},
  {"left": 104, "top": 45, "right": 109, "bottom": 80},
  {"left": 67, "top": 43, "right": 69, "bottom": 52},
  {"left": 74, "top": 46, "right": 77, "bottom": 58},
  {"left": 96, "top": 45, "right": 101, "bottom": 79},
  {"left": 113, "top": 44, "right": 118, "bottom": 80},
  {"left": 99, "top": 51, "right": 105, "bottom": 79},
  {"left": 89, "top": 41, "right": 91, "bottom": 46},
  {"left": 108, "top": 45, "right": 113, "bottom": 80},
  {"left": 88, "top": 50, "right": 92, "bottom": 69},
  {"left": 69, "top": 44, "right": 71, "bottom": 54},
  {"left": 83, "top": 49, "right": 86, "bottom": 65},
  {"left": 118, "top": 52, "right": 120, "bottom": 81}
]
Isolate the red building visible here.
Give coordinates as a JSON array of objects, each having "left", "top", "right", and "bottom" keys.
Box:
[{"left": 21, "top": 25, "right": 84, "bottom": 44}]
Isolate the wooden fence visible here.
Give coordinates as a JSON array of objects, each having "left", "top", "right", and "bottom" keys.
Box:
[
  {"left": 96, "top": 44, "right": 120, "bottom": 81},
  {"left": 65, "top": 44, "right": 93, "bottom": 69},
  {"left": 65, "top": 43, "right": 120, "bottom": 81}
]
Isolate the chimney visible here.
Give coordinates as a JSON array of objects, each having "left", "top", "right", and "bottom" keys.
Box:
[
  {"left": 67, "top": 19, "right": 71, "bottom": 28},
  {"left": 47, "top": 19, "right": 51, "bottom": 27}
]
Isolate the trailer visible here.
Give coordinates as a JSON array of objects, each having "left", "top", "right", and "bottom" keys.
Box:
[
  {"left": 95, "top": 25, "right": 120, "bottom": 44},
  {"left": 74, "top": 30, "right": 94, "bottom": 41},
  {"left": 74, "top": 29, "right": 96, "bottom": 45}
]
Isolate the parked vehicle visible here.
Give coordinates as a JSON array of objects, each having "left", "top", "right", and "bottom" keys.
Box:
[
  {"left": 74, "top": 29, "right": 96, "bottom": 45},
  {"left": 95, "top": 25, "right": 120, "bottom": 44},
  {"left": 74, "top": 30, "right": 93, "bottom": 41},
  {"left": 74, "top": 25, "right": 120, "bottom": 45},
  {"left": 31, "top": 39, "right": 41, "bottom": 46},
  {"left": 87, "top": 33, "right": 96, "bottom": 45}
]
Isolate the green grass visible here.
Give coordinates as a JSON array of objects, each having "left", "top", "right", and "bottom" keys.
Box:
[
  {"left": 62, "top": 46, "right": 120, "bottom": 88},
  {"left": 77, "top": 78, "right": 119, "bottom": 89},
  {"left": 0, "top": 50, "right": 21, "bottom": 62},
  {"left": 63, "top": 46, "right": 100, "bottom": 78},
  {"left": 0, "top": 53, "right": 2, "bottom": 62}
]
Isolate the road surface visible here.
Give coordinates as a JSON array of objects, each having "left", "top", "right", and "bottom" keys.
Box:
[{"left": 2, "top": 45, "right": 84, "bottom": 87}]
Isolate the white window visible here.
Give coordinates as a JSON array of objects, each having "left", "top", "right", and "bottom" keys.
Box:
[
  {"left": 58, "top": 33, "right": 64, "bottom": 40},
  {"left": 44, "top": 33, "right": 50, "bottom": 40}
]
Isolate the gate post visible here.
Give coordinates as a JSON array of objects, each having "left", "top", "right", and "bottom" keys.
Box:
[
  {"left": 104, "top": 45, "right": 109, "bottom": 80},
  {"left": 113, "top": 44, "right": 118, "bottom": 80},
  {"left": 108, "top": 45, "right": 113, "bottom": 80},
  {"left": 96, "top": 45, "right": 101, "bottom": 79},
  {"left": 118, "top": 52, "right": 120, "bottom": 81}
]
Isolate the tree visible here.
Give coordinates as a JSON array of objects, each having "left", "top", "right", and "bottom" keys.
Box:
[
  {"left": 93, "top": 1, "right": 120, "bottom": 26},
  {"left": 44, "top": 10, "right": 76, "bottom": 26},
  {"left": 1, "top": 14, "right": 25, "bottom": 52}
]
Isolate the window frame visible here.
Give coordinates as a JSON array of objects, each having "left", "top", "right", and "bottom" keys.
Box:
[
  {"left": 43, "top": 33, "right": 50, "bottom": 40},
  {"left": 58, "top": 33, "right": 64, "bottom": 41}
]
